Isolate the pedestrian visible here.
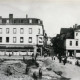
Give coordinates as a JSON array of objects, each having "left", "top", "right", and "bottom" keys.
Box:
[
  {"left": 39, "top": 68, "right": 42, "bottom": 79},
  {"left": 44, "top": 51, "right": 47, "bottom": 57},
  {"left": 23, "top": 56, "right": 25, "bottom": 62},
  {"left": 9, "top": 53, "right": 11, "bottom": 57},
  {"left": 32, "top": 53, "right": 34, "bottom": 58},
  {"left": 59, "top": 56, "right": 62, "bottom": 63},
  {"left": 76, "top": 60, "right": 79, "bottom": 66},
  {"left": 6, "top": 66, "right": 12, "bottom": 76},
  {"left": 63, "top": 57, "right": 67, "bottom": 65},
  {"left": 52, "top": 56, "right": 53, "bottom": 60},
  {"left": 33, "top": 72, "right": 37, "bottom": 80},
  {"left": 32, "top": 53, "right": 35, "bottom": 62},
  {"left": 25, "top": 65, "right": 29, "bottom": 74},
  {"left": 35, "top": 53, "right": 38, "bottom": 61},
  {"left": 54, "top": 56, "right": 55, "bottom": 60}
]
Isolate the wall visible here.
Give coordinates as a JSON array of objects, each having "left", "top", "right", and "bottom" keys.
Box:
[
  {"left": 66, "top": 39, "right": 80, "bottom": 50},
  {"left": 0, "top": 25, "right": 43, "bottom": 45}
]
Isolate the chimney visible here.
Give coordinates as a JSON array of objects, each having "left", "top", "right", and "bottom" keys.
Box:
[
  {"left": 75, "top": 24, "right": 77, "bottom": 28},
  {"left": 26, "top": 14, "right": 28, "bottom": 18},
  {"left": 73, "top": 25, "right": 75, "bottom": 29},
  {"left": 9, "top": 14, "right": 13, "bottom": 19},
  {"left": 9, "top": 14, "right": 13, "bottom": 23}
]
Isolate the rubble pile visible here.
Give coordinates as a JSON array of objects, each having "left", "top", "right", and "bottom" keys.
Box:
[
  {"left": 43, "top": 58, "right": 53, "bottom": 66},
  {"left": 0, "top": 60, "right": 34, "bottom": 80},
  {"left": 1, "top": 61, "right": 26, "bottom": 75}
]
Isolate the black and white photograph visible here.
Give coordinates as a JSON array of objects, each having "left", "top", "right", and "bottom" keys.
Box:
[{"left": 0, "top": 0, "right": 80, "bottom": 80}]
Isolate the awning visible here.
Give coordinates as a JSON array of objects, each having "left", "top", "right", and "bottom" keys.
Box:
[{"left": 0, "top": 48, "right": 34, "bottom": 52}]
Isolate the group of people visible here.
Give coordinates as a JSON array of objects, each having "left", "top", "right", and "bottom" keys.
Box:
[
  {"left": 51, "top": 55, "right": 67, "bottom": 65},
  {"left": 58, "top": 56, "right": 67, "bottom": 65}
]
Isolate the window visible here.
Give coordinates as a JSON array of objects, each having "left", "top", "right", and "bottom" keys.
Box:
[
  {"left": 20, "top": 37, "right": 24, "bottom": 43},
  {"left": 38, "top": 29, "right": 40, "bottom": 34},
  {"left": 2, "top": 19, "right": 6, "bottom": 23},
  {"left": 0, "top": 37, "right": 2, "bottom": 42},
  {"left": 76, "top": 33, "right": 78, "bottom": 36},
  {"left": 76, "top": 41, "right": 78, "bottom": 46},
  {"left": 39, "top": 37, "right": 43, "bottom": 43},
  {"left": 70, "top": 41, "right": 72, "bottom": 46},
  {"left": 29, "top": 19, "right": 32, "bottom": 23},
  {"left": 13, "top": 37, "right": 16, "bottom": 43},
  {"left": 6, "top": 37, "right": 9, "bottom": 43},
  {"left": 32, "top": 19, "right": 38, "bottom": 24},
  {"left": 13, "top": 28, "right": 17, "bottom": 34},
  {"left": 0, "top": 28, "right": 2, "bottom": 34},
  {"left": 14, "top": 19, "right": 20, "bottom": 23},
  {"left": 6, "top": 20, "right": 9, "bottom": 23},
  {"left": 29, "top": 28, "right": 32, "bottom": 34},
  {"left": 28, "top": 37, "right": 32, "bottom": 43},
  {"left": 20, "top": 28, "right": 24, "bottom": 34},
  {"left": 38, "top": 20, "right": 40, "bottom": 24},
  {"left": 6, "top": 28, "right": 9, "bottom": 34},
  {"left": 21, "top": 19, "right": 29, "bottom": 23}
]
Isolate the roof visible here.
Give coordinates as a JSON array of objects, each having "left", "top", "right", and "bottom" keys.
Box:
[
  {"left": 60, "top": 28, "right": 74, "bottom": 39},
  {"left": 74, "top": 25, "right": 80, "bottom": 31},
  {"left": 60, "top": 28, "right": 74, "bottom": 34},
  {"left": 0, "top": 14, "right": 43, "bottom": 26}
]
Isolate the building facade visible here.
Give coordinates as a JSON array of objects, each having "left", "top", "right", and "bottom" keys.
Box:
[
  {"left": 0, "top": 14, "right": 44, "bottom": 56},
  {"left": 65, "top": 26, "right": 80, "bottom": 57}
]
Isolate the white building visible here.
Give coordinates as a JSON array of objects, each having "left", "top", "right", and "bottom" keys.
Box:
[
  {"left": 0, "top": 14, "right": 44, "bottom": 56},
  {"left": 65, "top": 27, "right": 80, "bottom": 57},
  {"left": 47, "top": 37, "right": 52, "bottom": 46}
]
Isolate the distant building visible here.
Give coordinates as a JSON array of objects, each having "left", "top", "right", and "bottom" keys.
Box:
[
  {"left": 0, "top": 14, "right": 45, "bottom": 56},
  {"left": 47, "top": 37, "right": 52, "bottom": 46}
]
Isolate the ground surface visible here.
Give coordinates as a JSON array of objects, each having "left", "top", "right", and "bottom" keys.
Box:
[{"left": 0, "top": 56, "right": 79, "bottom": 80}]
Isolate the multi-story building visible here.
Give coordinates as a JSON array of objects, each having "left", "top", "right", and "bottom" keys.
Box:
[
  {"left": 0, "top": 14, "right": 44, "bottom": 56},
  {"left": 63, "top": 25, "right": 80, "bottom": 57}
]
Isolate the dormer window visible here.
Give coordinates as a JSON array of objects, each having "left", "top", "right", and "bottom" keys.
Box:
[
  {"left": 6, "top": 20, "right": 9, "bottom": 23},
  {"left": 2, "top": 19, "right": 6, "bottom": 23},
  {"left": 29, "top": 19, "right": 32, "bottom": 23},
  {"left": 38, "top": 20, "right": 40, "bottom": 24}
]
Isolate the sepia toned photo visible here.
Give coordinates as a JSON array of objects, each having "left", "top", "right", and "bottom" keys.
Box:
[{"left": 0, "top": 0, "right": 79, "bottom": 80}]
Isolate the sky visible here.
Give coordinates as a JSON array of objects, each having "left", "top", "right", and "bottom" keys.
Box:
[{"left": 0, "top": 0, "right": 80, "bottom": 37}]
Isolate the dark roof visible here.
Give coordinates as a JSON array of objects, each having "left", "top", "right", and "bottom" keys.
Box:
[
  {"left": 75, "top": 25, "right": 80, "bottom": 30},
  {"left": 0, "top": 14, "right": 43, "bottom": 26},
  {"left": 60, "top": 28, "right": 74, "bottom": 34},
  {"left": 60, "top": 28, "right": 74, "bottom": 39}
]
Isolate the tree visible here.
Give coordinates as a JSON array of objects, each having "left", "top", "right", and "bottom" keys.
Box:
[{"left": 51, "top": 34, "right": 66, "bottom": 56}]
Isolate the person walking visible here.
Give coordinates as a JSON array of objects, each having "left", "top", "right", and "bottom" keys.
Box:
[
  {"left": 63, "top": 57, "right": 67, "bottom": 65},
  {"left": 59, "top": 56, "right": 62, "bottom": 63},
  {"left": 33, "top": 72, "right": 37, "bottom": 80},
  {"left": 39, "top": 68, "right": 42, "bottom": 79}
]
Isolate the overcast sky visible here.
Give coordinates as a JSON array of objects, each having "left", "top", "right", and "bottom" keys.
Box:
[{"left": 0, "top": 0, "right": 80, "bottom": 37}]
